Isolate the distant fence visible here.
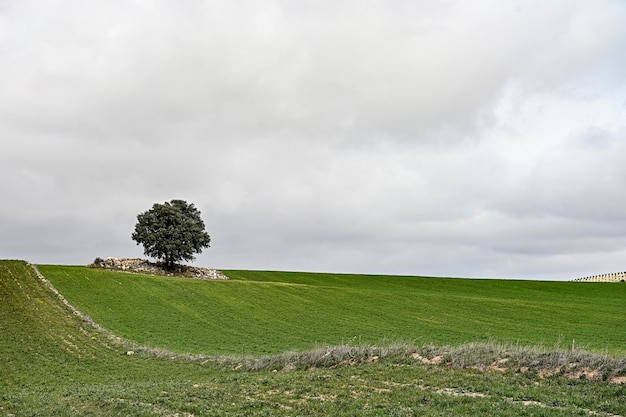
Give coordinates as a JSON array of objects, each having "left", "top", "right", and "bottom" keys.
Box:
[{"left": 573, "top": 272, "right": 626, "bottom": 282}]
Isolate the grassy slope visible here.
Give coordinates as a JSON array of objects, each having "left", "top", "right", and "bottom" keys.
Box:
[
  {"left": 0, "top": 260, "right": 217, "bottom": 414},
  {"left": 2, "top": 260, "right": 626, "bottom": 416},
  {"left": 39, "top": 265, "right": 626, "bottom": 356}
]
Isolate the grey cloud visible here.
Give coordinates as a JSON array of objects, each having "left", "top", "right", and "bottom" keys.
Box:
[
  {"left": 494, "top": 127, "right": 626, "bottom": 221},
  {"left": 1, "top": 0, "right": 626, "bottom": 280},
  {"left": 5, "top": 1, "right": 618, "bottom": 142}
]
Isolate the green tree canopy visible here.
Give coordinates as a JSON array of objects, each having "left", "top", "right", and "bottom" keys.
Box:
[{"left": 131, "top": 199, "right": 211, "bottom": 270}]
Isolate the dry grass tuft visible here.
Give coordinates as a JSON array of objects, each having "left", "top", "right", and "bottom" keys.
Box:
[{"left": 232, "top": 341, "right": 626, "bottom": 383}]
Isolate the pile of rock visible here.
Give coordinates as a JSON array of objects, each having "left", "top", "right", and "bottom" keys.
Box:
[{"left": 88, "top": 257, "right": 228, "bottom": 280}]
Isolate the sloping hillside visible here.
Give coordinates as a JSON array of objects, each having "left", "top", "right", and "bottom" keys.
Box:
[
  {"left": 2, "top": 260, "right": 625, "bottom": 416},
  {"left": 0, "top": 260, "right": 218, "bottom": 415},
  {"left": 39, "top": 265, "right": 626, "bottom": 356},
  {"left": 0, "top": 260, "right": 116, "bottom": 386}
]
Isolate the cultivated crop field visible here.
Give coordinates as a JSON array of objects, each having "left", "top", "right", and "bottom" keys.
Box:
[
  {"left": 2, "top": 260, "right": 625, "bottom": 416},
  {"left": 40, "top": 265, "right": 626, "bottom": 356}
]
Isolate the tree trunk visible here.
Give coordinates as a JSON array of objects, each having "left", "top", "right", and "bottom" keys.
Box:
[{"left": 165, "top": 255, "right": 174, "bottom": 271}]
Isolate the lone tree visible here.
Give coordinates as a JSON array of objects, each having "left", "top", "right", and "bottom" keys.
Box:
[{"left": 132, "top": 199, "right": 211, "bottom": 270}]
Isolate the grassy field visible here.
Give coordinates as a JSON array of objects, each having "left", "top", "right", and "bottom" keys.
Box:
[
  {"left": 2, "top": 260, "right": 626, "bottom": 416},
  {"left": 39, "top": 265, "right": 626, "bottom": 356}
]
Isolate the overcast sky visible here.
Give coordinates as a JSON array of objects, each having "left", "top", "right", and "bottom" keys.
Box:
[{"left": 2, "top": 1, "right": 625, "bottom": 280}]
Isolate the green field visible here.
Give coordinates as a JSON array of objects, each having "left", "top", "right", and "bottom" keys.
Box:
[
  {"left": 2, "top": 260, "right": 626, "bottom": 416},
  {"left": 39, "top": 265, "right": 626, "bottom": 356}
]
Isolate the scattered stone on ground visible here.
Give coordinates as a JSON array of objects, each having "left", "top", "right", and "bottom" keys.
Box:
[{"left": 88, "top": 257, "right": 228, "bottom": 280}]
